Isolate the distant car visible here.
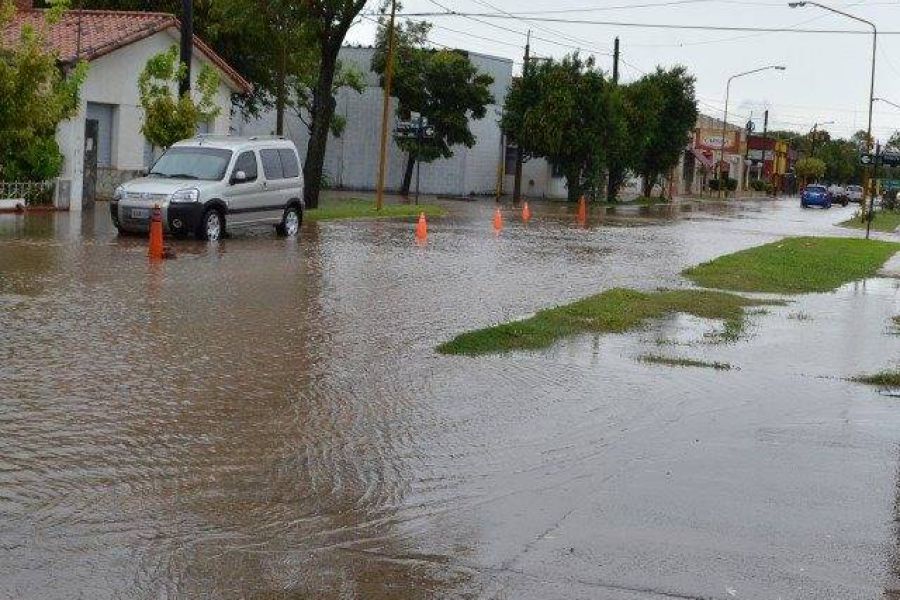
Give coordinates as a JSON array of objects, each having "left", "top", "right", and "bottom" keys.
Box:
[
  {"left": 846, "top": 184, "right": 863, "bottom": 203},
  {"left": 826, "top": 183, "right": 849, "bottom": 206},
  {"left": 111, "top": 136, "right": 305, "bottom": 240},
  {"left": 801, "top": 185, "right": 832, "bottom": 209}
]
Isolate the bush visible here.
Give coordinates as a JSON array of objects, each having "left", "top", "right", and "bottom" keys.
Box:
[
  {"left": 749, "top": 179, "right": 767, "bottom": 192},
  {"left": 883, "top": 190, "right": 899, "bottom": 212},
  {"left": 709, "top": 178, "right": 738, "bottom": 192}
]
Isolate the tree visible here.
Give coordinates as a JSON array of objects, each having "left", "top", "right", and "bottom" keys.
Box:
[
  {"left": 625, "top": 66, "right": 697, "bottom": 197},
  {"left": 818, "top": 138, "right": 860, "bottom": 184},
  {"left": 794, "top": 156, "right": 826, "bottom": 184},
  {"left": 291, "top": 57, "right": 364, "bottom": 138},
  {"left": 0, "top": 0, "right": 87, "bottom": 181},
  {"left": 502, "top": 54, "right": 625, "bottom": 202},
  {"left": 372, "top": 14, "right": 494, "bottom": 196},
  {"left": 302, "top": 0, "right": 368, "bottom": 209},
  {"left": 889, "top": 131, "right": 900, "bottom": 151},
  {"left": 851, "top": 129, "right": 873, "bottom": 152},
  {"left": 138, "top": 45, "right": 220, "bottom": 149}
]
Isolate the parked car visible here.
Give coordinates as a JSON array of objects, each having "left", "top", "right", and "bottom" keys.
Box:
[
  {"left": 111, "top": 136, "right": 304, "bottom": 240},
  {"left": 800, "top": 184, "right": 832, "bottom": 209},
  {"left": 826, "top": 183, "right": 849, "bottom": 206},
  {"left": 846, "top": 184, "right": 863, "bottom": 203}
]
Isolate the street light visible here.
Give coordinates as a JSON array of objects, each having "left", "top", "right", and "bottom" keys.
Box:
[
  {"left": 719, "top": 65, "right": 786, "bottom": 198},
  {"left": 808, "top": 120, "right": 834, "bottom": 157},
  {"left": 874, "top": 97, "right": 900, "bottom": 111},
  {"left": 790, "top": 0, "right": 876, "bottom": 238}
]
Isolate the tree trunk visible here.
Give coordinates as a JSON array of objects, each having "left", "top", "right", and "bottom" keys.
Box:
[
  {"left": 565, "top": 168, "right": 582, "bottom": 202},
  {"left": 303, "top": 44, "right": 339, "bottom": 210},
  {"left": 401, "top": 152, "right": 415, "bottom": 197},
  {"left": 275, "top": 43, "right": 286, "bottom": 136}
]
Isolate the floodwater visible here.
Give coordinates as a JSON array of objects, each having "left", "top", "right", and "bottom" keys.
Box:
[{"left": 1, "top": 198, "right": 899, "bottom": 599}]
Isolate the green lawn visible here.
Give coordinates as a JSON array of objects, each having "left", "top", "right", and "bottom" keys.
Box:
[
  {"left": 306, "top": 198, "right": 446, "bottom": 221},
  {"left": 639, "top": 354, "right": 733, "bottom": 370},
  {"left": 852, "top": 370, "right": 900, "bottom": 387},
  {"left": 437, "top": 288, "right": 779, "bottom": 356},
  {"left": 840, "top": 211, "right": 900, "bottom": 233},
  {"left": 683, "top": 236, "right": 900, "bottom": 294}
]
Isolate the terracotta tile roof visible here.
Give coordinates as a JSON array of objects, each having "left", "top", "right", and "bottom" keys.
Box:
[{"left": 3, "top": 9, "right": 252, "bottom": 94}]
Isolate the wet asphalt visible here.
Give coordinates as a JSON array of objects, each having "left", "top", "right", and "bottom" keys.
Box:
[{"left": 1, "top": 197, "right": 899, "bottom": 599}]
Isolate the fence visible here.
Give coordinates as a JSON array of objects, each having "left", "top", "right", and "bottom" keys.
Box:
[{"left": 0, "top": 181, "right": 56, "bottom": 206}]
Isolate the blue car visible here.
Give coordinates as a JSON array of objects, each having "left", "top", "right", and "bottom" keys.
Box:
[{"left": 800, "top": 185, "right": 832, "bottom": 209}]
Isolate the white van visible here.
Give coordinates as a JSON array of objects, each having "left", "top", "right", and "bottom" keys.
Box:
[{"left": 111, "top": 136, "right": 304, "bottom": 240}]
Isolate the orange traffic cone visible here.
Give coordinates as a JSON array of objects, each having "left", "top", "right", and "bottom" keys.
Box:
[
  {"left": 415, "top": 211, "right": 428, "bottom": 242},
  {"left": 522, "top": 201, "right": 531, "bottom": 223},
  {"left": 493, "top": 207, "right": 503, "bottom": 232},
  {"left": 577, "top": 195, "right": 587, "bottom": 224},
  {"left": 148, "top": 203, "right": 164, "bottom": 260}
]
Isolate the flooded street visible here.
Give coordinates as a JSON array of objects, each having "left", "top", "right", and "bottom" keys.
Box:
[{"left": 2, "top": 198, "right": 900, "bottom": 599}]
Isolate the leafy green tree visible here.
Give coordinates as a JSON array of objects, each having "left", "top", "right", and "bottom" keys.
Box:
[
  {"left": 372, "top": 15, "right": 494, "bottom": 196},
  {"left": 302, "top": 0, "right": 368, "bottom": 209},
  {"left": 626, "top": 66, "right": 697, "bottom": 197},
  {"left": 502, "top": 53, "right": 625, "bottom": 202},
  {"left": 818, "top": 138, "right": 860, "bottom": 184},
  {"left": 794, "top": 156, "right": 826, "bottom": 184},
  {"left": 291, "top": 57, "right": 364, "bottom": 138},
  {"left": 138, "top": 45, "right": 220, "bottom": 149},
  {"left": 0, "top": 0, "right": 87, "bottom": 181},
  {"left": 889, "top": 131, "right": 900, "bottom": 151}
]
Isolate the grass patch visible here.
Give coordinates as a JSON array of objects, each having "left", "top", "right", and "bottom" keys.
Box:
[
  {"left": 683, "top": 236, "right": 900, "bottom": 294},
  {"left": 639, "top": 354, "right": 733, "bottom": 370},
  {"left": 307, "top": 197, "right": 446, "bottom": 221},
  {"left": 437, "top": 288, "right": 779, "bottom": 356},
  {"left": 852, "top": 371, "right": 900, "bottom": 387},
  {"left": 840, "top": 211, "right": 900, "bottom": 233}
]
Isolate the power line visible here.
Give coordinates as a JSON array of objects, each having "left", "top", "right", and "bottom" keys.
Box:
[{"left": 388, "top": 12, "right": 900, "bottom": 35}]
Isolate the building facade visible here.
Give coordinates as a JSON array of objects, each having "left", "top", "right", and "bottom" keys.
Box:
[{"left": 237, "top": 46, "right": 513, "bottom": 197}]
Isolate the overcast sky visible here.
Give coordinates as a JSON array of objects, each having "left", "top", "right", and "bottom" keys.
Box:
[{"left": 345, "top": 0, "right": 900, "bottom": 142}]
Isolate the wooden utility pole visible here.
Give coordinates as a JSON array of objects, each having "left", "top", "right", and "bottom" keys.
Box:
[
  {"left": 179, "top": 0, "right": 193, "bottom": 98},
  {"left": 375, "top": 0, "right": 397, "bottom": 211},
  {"left": 606, "top": 36, "right": 620, "bottom": 202},
  {"left": 512, "top": 30, "right": 530, "bottom": 203}
]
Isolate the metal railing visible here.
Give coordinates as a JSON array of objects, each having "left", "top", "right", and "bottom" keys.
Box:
[{"left": 0, "top": 181, "right": 55, "bottom": 205}]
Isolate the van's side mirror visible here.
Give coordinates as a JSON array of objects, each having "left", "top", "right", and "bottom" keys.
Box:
[{"left": 231, "top": 170, "right": 247, "bottom": 185}]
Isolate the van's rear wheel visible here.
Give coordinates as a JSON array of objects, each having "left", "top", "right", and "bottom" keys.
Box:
[
  {"left": 197, "top": 207, "right": 224, "bottom": 241},
  {"left": 276, "top": 205, "right": 301, "bottom": 237}
]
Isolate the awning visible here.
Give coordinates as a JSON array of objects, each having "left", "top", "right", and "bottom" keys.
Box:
[{"left": 691, "top": 148, "right": 716, "bottom": 169}]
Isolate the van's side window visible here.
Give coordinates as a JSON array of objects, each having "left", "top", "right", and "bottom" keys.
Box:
[
  {"left": 260, "top": 149, "right": 284, "bottom": 180},
  {"left": 278, "top": 149, "right": 300, "bottom": 179},
  {"left": 233, "top": 151, "right": 258, "bottom": 182}
]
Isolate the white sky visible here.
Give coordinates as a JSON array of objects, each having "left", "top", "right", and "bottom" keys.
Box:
[{"left": 345, "top": 0, "right": 900, "bottom": 142}]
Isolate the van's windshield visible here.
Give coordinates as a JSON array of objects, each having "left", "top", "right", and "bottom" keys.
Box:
[{"left": 149, "top": 147, "right": 233, "bottom": 181}]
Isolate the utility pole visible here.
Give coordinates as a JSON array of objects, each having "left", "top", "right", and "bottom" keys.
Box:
[
  {"left": 606, "top": 36, "right": 620, "bottom": 202},
  {"left": 512, "top": 30, "right": 530, "bottom": 204},
  {"left": 179, "top": 0, "right": 192, "bottom": 98},
  {"left": 761, "top": 110, "right": 769, "bottom": 192},
  {"left": 375, "top": 0, "right": 397, "bottom": 211},
  {"left": 867, "top": 141, "right": 879, "bottom": 239}
]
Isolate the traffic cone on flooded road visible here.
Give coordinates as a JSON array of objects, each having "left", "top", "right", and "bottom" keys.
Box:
[
  {"left": 493, "top": 207, "right": 503, "bottom": 233},
  {"left": 415, "top": 211, "right": 428, "bottom": 242},
  {"left": 148, "top": 203, "right": 164, "bottom": 260},
  {"left": 577, "top": 195, "right": 587, "bottom": 224},
  {"left": 522, "top": 201, "right": 531, "bottom": 223}
]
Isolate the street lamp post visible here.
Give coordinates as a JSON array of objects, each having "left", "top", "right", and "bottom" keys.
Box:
[
  {"left": 789, "top": 1, "right": 876, "bottom": 238},
  {"left": 808, "top": 120, "right": 834, "bottom": 158},
  {"left": 719, "top": 65, "right": 786, "bottom": 199}
]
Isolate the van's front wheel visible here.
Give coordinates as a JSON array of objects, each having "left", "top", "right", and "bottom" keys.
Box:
[
  {"left": 276, "top": 205, "right": 301, "bottom": 237},
  {"left": 197, "top": 207, "right": 224, "bottom": 241}
]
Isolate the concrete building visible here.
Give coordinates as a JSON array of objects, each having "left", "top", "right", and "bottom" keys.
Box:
[
  {"left": 237, "top": 46, "right": 513, "bottom": 197},
  {"left": 673, "top": 113, "right": 747, "bottom": 196},
  {"left": 3, "top": 3, "right": 251, "bottom": 210}
]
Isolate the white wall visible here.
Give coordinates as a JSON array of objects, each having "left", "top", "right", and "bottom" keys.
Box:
[
  {"left": 57, "top": 29, "right": 237, "bottom": 210},
  {"left": 237, "top": 46, "right": 513, "bottom": 197}
]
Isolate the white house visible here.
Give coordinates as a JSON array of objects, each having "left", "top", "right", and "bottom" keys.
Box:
[
  {"left": 238, "top": 46, "right": 513, "bottom": 197},
  {"left": 4, "top": 2, "right": 252, "bottom": 211}
]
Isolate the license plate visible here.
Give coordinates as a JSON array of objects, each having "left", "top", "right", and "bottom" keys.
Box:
[{"left": 130, "top": 208, "right": 149, "bottom": 219}]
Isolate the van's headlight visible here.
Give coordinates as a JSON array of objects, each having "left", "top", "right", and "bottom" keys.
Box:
[
  {"left": 114, "top": 186, "right": 125, "bottom": 201},
  {"left": 171, "top": 188, "right": 200, "bottom": 203}
]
